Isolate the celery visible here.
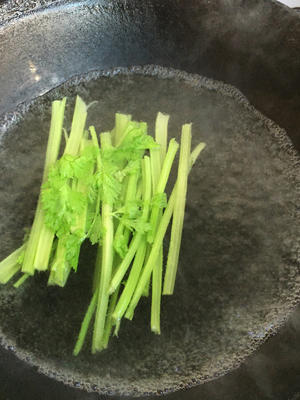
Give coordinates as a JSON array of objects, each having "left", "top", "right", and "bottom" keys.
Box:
[
  {"left": 92, "top": 246, "right": 102, "bottom": 294},
  {"left": 141, "top": 245, "right": 151, "bottom": 298},
  {"left": 113, "top": 113, "right": 132, "bottom": 147},
  {"left": 92, "top": 132, "right": 115, "bottom": 352},
  {"left": 0, "top": 97, "right": 206, "bottom": 355},
  {"left": 33, "top": 98, "right": 67, "bottom": 271},
  {"left": 64, "top": 96, "right": 88, "bottom": 156},
  {"left": 163, "top": 124, "right": 191, "bottom": 295},
  {"left": 155, "top": 112, "right": 169, "bottom": 163},
  {"left": 112, "top": 220, "right": 147, "bottom": 324},
  {"left": 126, "top": 187, "right": 176, "bottom": 319},
  {"left": 147, "top": 139, "right": 179, "bottom": 244},
  {"left": 114, "top": 168, "right": 140, "bottom": 258},
  {"left": 0, "top": 245, "right": 25, "bottom": 284},
  {"left": 151, "top": 246, "right": 163, "bottom": 334},
  {"left": 22, "top": 98, "right": 67, "bottom": 274},
  {"left": 126, "top": 141, "right": 206, "bottom": 318},
  {"left": 101, "top": 281, "right": 120, "bottom": 347},
  {"left": 13, "top": 273, "right": 29, "bottom": 288},
  {"left": 73, "top": 288, "right": 98, "bottom": 356},
  {"left": 109, "top": 156, "right": 152, "bottom": 295},
  {"left": 149, "top": 112, "right": 169, "bottom": 332}
]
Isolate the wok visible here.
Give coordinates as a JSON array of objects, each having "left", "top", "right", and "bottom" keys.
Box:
[{"left": 0, "top": 1, "right": 299, "bottom": 399}]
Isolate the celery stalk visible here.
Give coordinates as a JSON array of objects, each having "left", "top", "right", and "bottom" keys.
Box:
[
  {"left": 101, "top": 282, "right": 121, "bottom": 348},
  {"left": 151, "top": 246, "right": 163, "bottom": 334},
  {"left": 92, "top": 132, "right": 115, "bottom": 353},
  {"left": 22, "top": 98, "right": 66, "bottom": 274},
  {"left": 0, "top": 245, "right": 25, "bottom": 284},
  {"left": 33, "top": 98, "right": 67, "bottom": 271},
  {"left": 109, "top": 156, "right": 151, "bottom": 295},
  {"left": 150, "top": 147, "right": 161, "bottom": 195},
  {"left": 13, "top": 273, "right": 29, "bottom": 288},
  {"left": 73, "top": 288, "right": 98, "bottom": 356},
  {"left": 114, "top": 169, "right": 140, "bottom": 258},
  {"left": 64, "top": 96, "right": 88, "bottom": 156},
  {"left": 126, "top": 140, "right": 206, "bottom": 317},
  {"left": 142, "top": 245, "right": 151, "bottom": 297},
  {"left": 109, "top": 232, "right": 140, "bottom": 295},
  {"left": 155, "top": 112, "right": 169, "bottom": 163},
  {"left": 92, "top": 246, "right": 102, "bottom": 294},
  {"left": 112, "top": 224, "right": 147, "bottom": 323},
  {"left": 126, "top": 188, "right": 176, "bottom": 319},
  {"left": 148, "top": 114, "right": 169, "bottom": 332},
  {"left": 101, "top": 253, "right": 122, "bottom": 348},
  {"left": 88, "top": 126, "right": 102, "bottom": 242},
  {"left": 163, "top": 124, "right": 192, "bottom": 295},
  {"left": 147, "top": 139, "right": 179, "bottom": 244},
  {"left": 47, "top": 239, "right": 71, "bottom": 287},
  {"left": 48, "top": 135, "right": 91, "bottom": 286},
  {"left": 113, "top": 113, "right": 132, "bottom": 147}
]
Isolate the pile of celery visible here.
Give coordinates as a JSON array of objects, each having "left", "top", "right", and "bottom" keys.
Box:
[{"left": 0, "top": 96, "right": 206, "bottom": 354}]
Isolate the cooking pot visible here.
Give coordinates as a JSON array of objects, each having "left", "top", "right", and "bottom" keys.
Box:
[{"left": 0, "top": 1, "right": 299, "bottom": 399}]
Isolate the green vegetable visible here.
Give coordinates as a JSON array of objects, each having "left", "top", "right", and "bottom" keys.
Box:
[
  {"left": 92, "top": 132, "right": 115, "bottom": 353},
  {"left": 73, "top": 288, "right": 98, "bottom": 356},
  {"left": 163, "top": 124, "right": 192, "bottom": 295},
  {"left": 0, "top": 96, "right": 206, "bottom": 355},
  {"left": 108, "top": 156, "right": 152, "bottom": 295},
  {"left": 22, "top": 97, "right": 67, "bottom": 275},
  {"left": 149, "top": 112, "right": 169, "bottom": 333},
  {"left": 0, "top": 245, "right": 25, "bottom": 284}
]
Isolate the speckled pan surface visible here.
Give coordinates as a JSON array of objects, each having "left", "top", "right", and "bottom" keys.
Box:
[{"left": 0, "top": 66, "right": 299, "bottom": 396}]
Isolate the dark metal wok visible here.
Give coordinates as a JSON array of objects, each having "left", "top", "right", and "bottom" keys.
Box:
[{"left": 0, "top": 1, "right": 299, "bottom": 399}]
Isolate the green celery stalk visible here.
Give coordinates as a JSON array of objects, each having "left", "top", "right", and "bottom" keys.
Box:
[
  {"left": 151, "top": 246, "right": 163, "bottom": 334},
  {"left": 149, "top": 113, "right": 169, "bottom": 332},
  {"left": 135, "top": 179, "right": 142, "bottom": 201},
  {"left": 48, "top": 239, "right": 71, "bottom": 287},
  {"left": 112, "top": 221, "right": 147, "bottom": 324},
  {"left": 113, "top": 113, "right": 132, "bottom": 147},
  {"left": 0, "top": 245, "right": 25, "bottom": 284},
  {"left": 22, "top": 98, "right": 67, "bottom": 275},
  {"left": 13, "top": 273, "right": 29, "bottom": 288},
  {"left": 108, "top": 156, "right": 152, "bottom": 295},
  {"left": 189, "top": 142, "right": 206, "bottom": 167},
  {"left": 73, "top": 288, "right": 98, "bottom": 356},
  {"left": 73, "top": 137, "right": 95, "bottom": 236},
  {"left": 125, "top": 187, "right": 176, "bottom": 319},
  {"left": 33, "top": 97, "right": 67, "bottom": 271},
  {"left": 92, "top": 245, "right": 102, "bottom": 294},
  {"left": 64, "top": 96, "right": 88, "bottom": 156},
  {"left": 126, "top": 141, "right": 206, "bottom": 318},
  {"left": 150, "top": 146, "right": 161, "bottom": 195},
  {"left": 33, "top": 225, "right": 56, "bottom": 271},
  {"left": 138, "top": 181, "right": 150, "bottom": 298},
  {"left": 87, "top": 126, "right": 102, "bottom": 243},
  {"left": 47, "top": 100, "right": 90, "bottom": 286},
  {"left": 109, "top": 236, "right": 141, "bottom": 295},
  {"left": 101, "top": 282, "right": 121, "bottom": 347},
  {"left": 114, "top": 167, "right": 140, "bottom": 258},
  {"left": 101, "top": 253, "right": 122, "bottom": 348},
  {"left": 155, "top": 112, "right": 169, "bottom": 163},
  {"left": 92, "top": 132, "right": 115, "bottom": 353},
  {"left": 147, "top": 139, "right": 179, "bottom": 244},
  {"left": 48, "top": 136, "right": 92, "bottom": 287},
  {"left": 142, "top": 245, "right": 151, "bottom": 297},
  {"left": 163, "top": 124, "right": 192, "bottom": 295}
]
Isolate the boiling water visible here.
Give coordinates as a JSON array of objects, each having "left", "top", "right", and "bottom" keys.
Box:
[{"left": 0, "top": 67, "right": 299, "bottom": 396}]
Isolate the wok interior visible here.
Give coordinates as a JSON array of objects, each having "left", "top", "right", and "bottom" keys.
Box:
[{"left": 0, "top": 67, "right": 299, "bottom": 396}]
